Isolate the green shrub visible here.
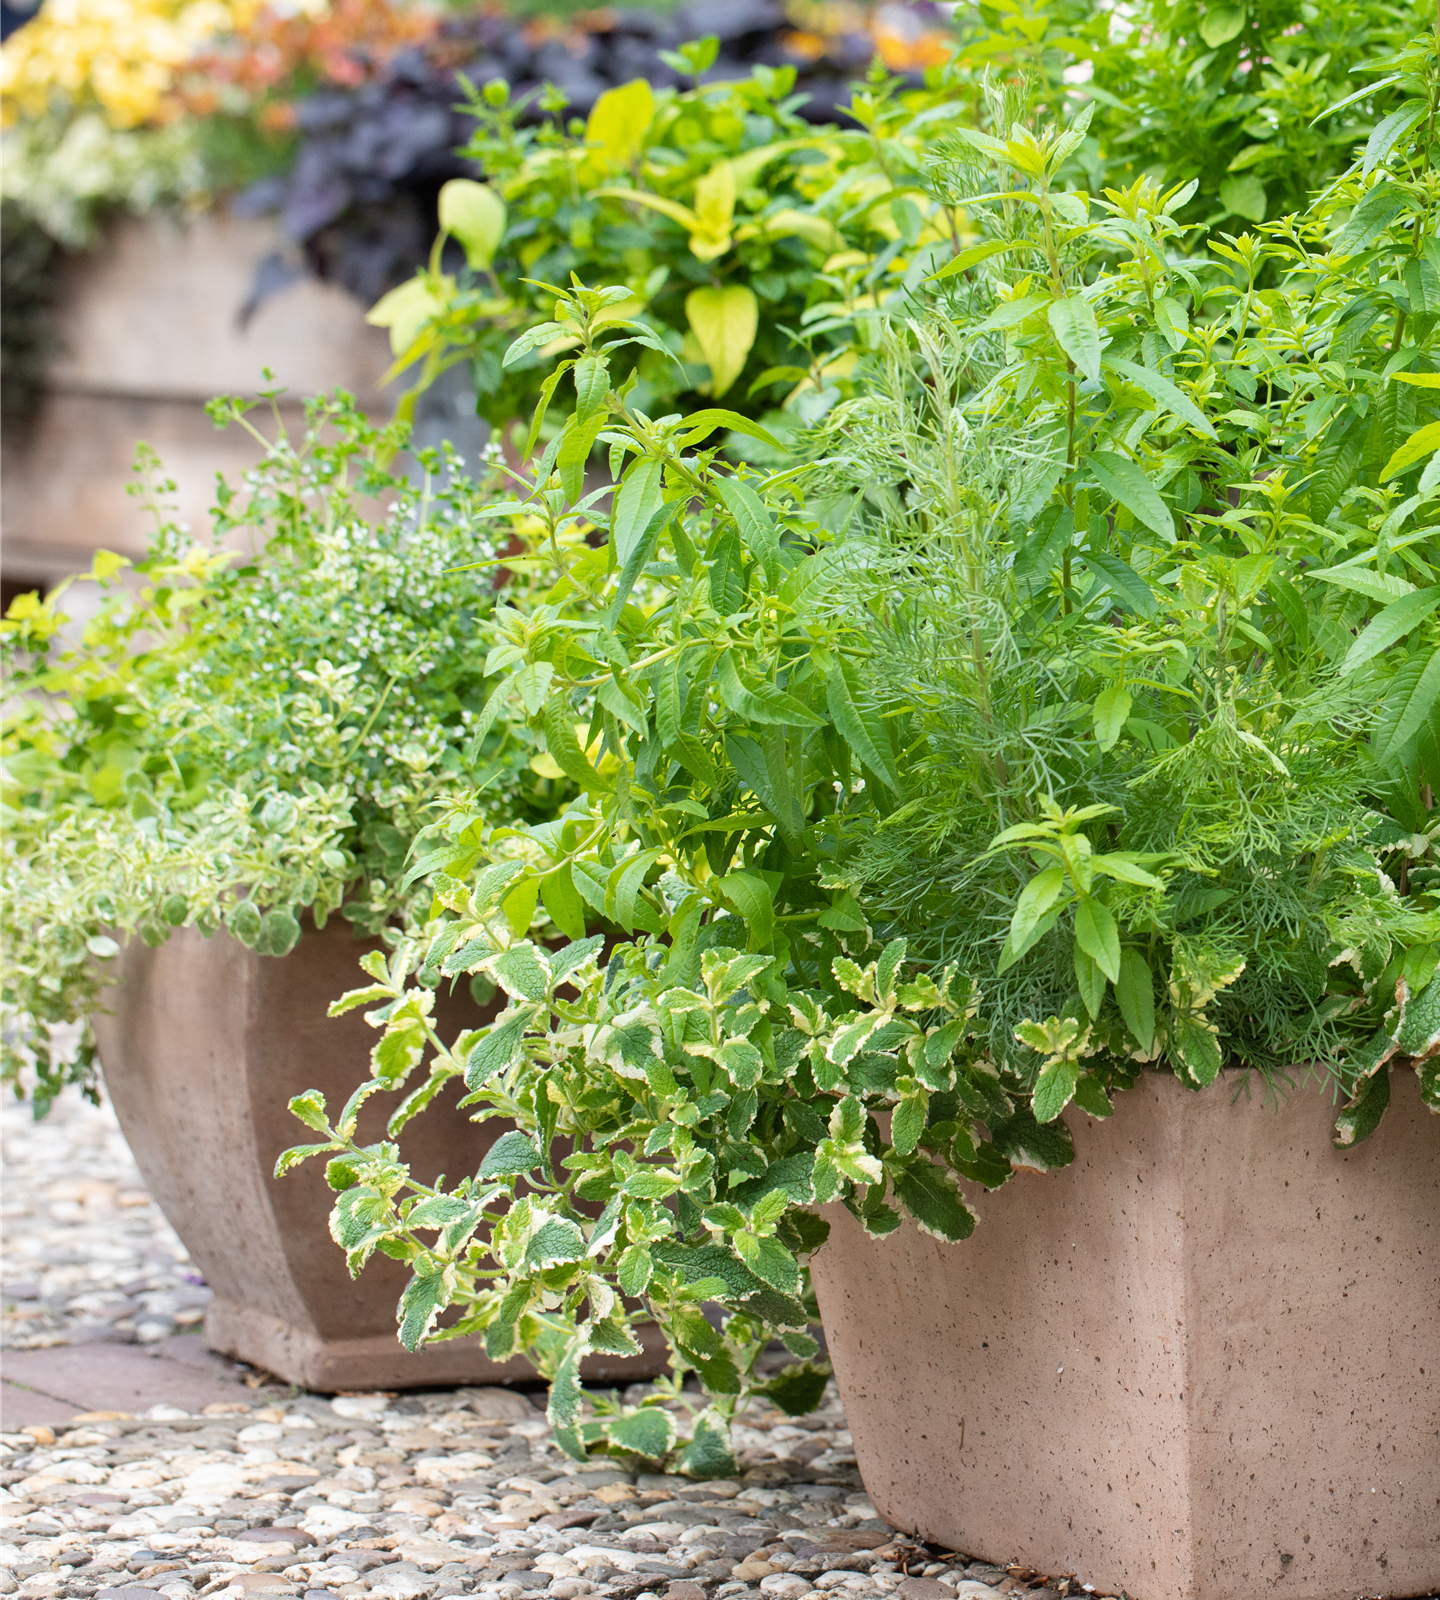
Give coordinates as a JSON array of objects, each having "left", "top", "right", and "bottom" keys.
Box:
[
  {"left": 371, "top": 0, "right": 1434, "bottom": 440},
  {"left": 283, "top": 26, "right": 1440, "bottom": 1472},
  {"left": 0, "top": 396, "right": 571, "bottom": 1109}
]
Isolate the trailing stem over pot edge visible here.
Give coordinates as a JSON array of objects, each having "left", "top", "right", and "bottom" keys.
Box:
[{"left": 283, "top": 37, "right": 1440, "bottom": 1470}]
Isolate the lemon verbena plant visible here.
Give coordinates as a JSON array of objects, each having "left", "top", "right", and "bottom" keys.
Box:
[{"left": 283, "top": 34, "right": 1440, "bottom": 1472}]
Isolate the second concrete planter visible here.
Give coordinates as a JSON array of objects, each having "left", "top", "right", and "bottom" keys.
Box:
[
  {"left": 810, "top": 1069, "right": 1440, "bottom": 1600},
  {"left": 94, "top": 920, "right": 667, "bottom": 1391}
]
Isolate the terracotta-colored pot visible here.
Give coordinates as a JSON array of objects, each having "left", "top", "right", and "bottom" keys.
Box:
[
  {"left": 94, "top": 920, "right": 668, "bottom": 1392},
  {"left": 810, "top": 1069, "right": 1440, "bottom": 1600}
]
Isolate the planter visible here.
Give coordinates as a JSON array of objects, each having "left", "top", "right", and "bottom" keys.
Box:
[
  {"left": 810, "top": 1069, "right": 1440, "bottom": 1600},
  {"left": 93, "top": 919, "right": 667, "bottom": 1391},
  {"left": 1, "top": 211, "right": 392, "bottom": 595}
]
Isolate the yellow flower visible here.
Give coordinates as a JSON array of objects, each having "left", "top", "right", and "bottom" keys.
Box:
[{"left": 1, "top": 0, "right": 262, "bottom": 128}]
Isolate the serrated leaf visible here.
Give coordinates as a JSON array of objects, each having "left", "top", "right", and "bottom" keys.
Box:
[
  {"left": 757, "top": 1362, "right": 830, "bottom": 1417},
  {"left": 675, "top": 1409, "right": 738, "bottom": 1479},
  {"left": 1334, "top": 1065, "right": 1392, "bottom": 1147},
  {"left": 1032, "top": 1061, "right": 1079, "bottom": 1123},
  {"left": 1087, "top": 452, "right": 1173, "bottom": 542},
  {"left": 1340, "top": 589, "right": 1440, "bottom": 676},
  {"left": 465, "top": 1009, "right": 530, "bottom": 1090},
  {"left": 893, "top": 1158, "right": 975, "bottom": 1241},
  {"left": 1105, "top": 357, "right": 1215, "bottom": 438},
  {"left": 397, "top": 1266, "right": 450, "bottom": 1352},
  {"left": 479, "top": 1130, "right": 543, "bottom": 1179},
  {"left": 1074, "top": 897, "right": 1121, "bottom": 982},
  {"left": 607, "top": 1407, "right": 675, "bottom": 1459},
  {"left": 1116, "top": 947, "right": 1156, "bottom": 1052}
]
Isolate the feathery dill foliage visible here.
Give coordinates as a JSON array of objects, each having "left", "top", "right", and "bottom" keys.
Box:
[
  {"left": 0, "top": 393, "right": 576, "bottom": 1108},
  {"left": 278, "top": 33, "right": 1440, "bottom": 1472}
]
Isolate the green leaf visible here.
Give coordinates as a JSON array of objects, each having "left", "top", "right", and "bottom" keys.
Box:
[
  {"left": 289, "top": 1090, "right": 330, "bottom": 1133},
  {"left": 1198, "top": 4, "right": 1245, "bottom": 46},
  {"left": 541, "top": 864, "right": 588, "bottom": 942},
  {"left": 1334, "top": 1066, "right": 1392, "bottom": 1148},
  {"left": 611, "top": 455, "right": 665, "bottom": 566},
  {"left": 617, "top": 1244, "right": 653, "bottom": 1297},
  {"left": 1339, "top": 588, "right": 1440, "bottom": 676},
  {"left": 1364, "top": 102, "right": 1428, "bottom": 179},
  {"left": 1104, "top": 357, "right": 1215, "bottom": 439},
  {"left": 1171, "top": 1014, "right": 1223, "bottom": 1087},
  {"left": 678, "top": 410, "right": 781, "bottom": 450},
  {"left": 893, "top": 1158, "right": 976, "bottom": 1242},
  {"left": 1116, "top": 947, "right": 1156, "bottom": 1052},
  {"left": 1376, "top": 645, "right": 1440, "bottom": 762},
  {"left": 465, "top": 1009, "right": 530, "bottom": 1091},
  {"left": 607, "top": 1407, "right": 675, "bottom": 1459},
  {"left": 1092, "top": 686, "right": 1132, "bottom": 751},
  {"left": 718, "top": 868, "right": 775, "bottom": 949},
  {"left": 543, "top": 695, "right": 609, "bottom": 792},
  {"left": 1220, "top": 174, "right": 1266, "bottom": 223},
  {"left": 439, "top": 179, "right": 506, "bottom": 271},
  {"left": 1073, "top": 1075, "right": 1114, "bottom": 1118},
  {"left": 586, "top": 78, "right": 655, "bottom": 171},
  {"left": 1380, "top": 422, "right": 1440, "bottom": 482},
  {"left": 674, "top": 1409, "right": 738, "bottom": 1479},
  {"left": 1332, "top": 182, "right": 1409, "bottom": 255},
  {"left": 714, "top": 475, "right": 781, "bottom": 588},
  {"left": 1083, "top": 551, "right": 1160, "bottom": 618},
  {"left": 526, "top": 1216, "right": 586, "bottom": 1267},
  {"left": 548, "top": 1334, "right": 588, "bottom": 1459},
  {"left": 397, "top": 1266, "right": 450, "bottom": 1351},
  {"left": 756, "top": 1361, "right": 831, "bottom": 1416},
  {"left": 926, "top": 237, "right": 1021, "bottom": 282},
  {"left": 825, "top": 662, "right": 898, "bottom": 789},
  {"left": 1009, "top": 866, "right": 1067, "bottom": 955},
  {"left": 1032, "top": 1061, "right": 1079, "bottom": 1123},
  {"left": 274, "top": 1142, "right": 335, "bottom": 1178},
  {"left": 890, "top": 1093, "right": 928, "bottom": 1157},
  {"left": 1048, "top": 293, "right": 1102, "bottom": 383},
  {"left": 1087, "top": 452, "right": 1173, "bottom": 542},
  {"left": 1074, "top": 897, "right": 1120, "bottom": 982},
  {"left": 479, "top": 1130, "right": 543, "bottom": 1179}
]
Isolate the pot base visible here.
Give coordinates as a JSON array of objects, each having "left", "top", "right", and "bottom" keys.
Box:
[
  {"left": 96, "top": 922, "right": 669, "bottom": 1392},
  {"left": 206, "top": 1297, "right": 672, "bottom": 1393},
  {"left": 811, "top": 1069, "right": 1440, "bottom": 1600}
]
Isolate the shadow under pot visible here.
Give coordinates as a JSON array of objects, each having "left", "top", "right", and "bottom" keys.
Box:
[{"left": 93, "top": 918, "right": 669, "bottom": 1392}]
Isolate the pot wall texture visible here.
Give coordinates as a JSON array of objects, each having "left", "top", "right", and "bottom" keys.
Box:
[
  {"left": 810, "top": 1069, "right": 1440, "bottom": 1600},
  {"left": 1, "top": 213, "right": 391, "bottom": 590},
  {"left": 94, "top": 920, "right": 667, "bottom": 1391}
]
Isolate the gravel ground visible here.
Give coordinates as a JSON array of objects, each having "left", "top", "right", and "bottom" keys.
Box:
[{"left": 2, "top": 1094, "right": 211, "bottom": 1352}]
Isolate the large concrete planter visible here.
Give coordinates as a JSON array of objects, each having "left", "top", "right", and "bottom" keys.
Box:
[
  {"left": 1, "top": 212, "right": 392, "bottom": 593},
  {"left": 810, "top": 1070, "right": 1440, "bottom": 1600},
  {"left": 94, "top": 919, "right": 667, "bottom": 1392}
]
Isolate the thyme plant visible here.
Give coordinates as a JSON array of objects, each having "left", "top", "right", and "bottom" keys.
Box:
[
  {"left": 282, "top": 24, "right": 1439, "bottom": 1471},
  {"left": 1, "top": 394, "right": 571, "bottom": 1109}
]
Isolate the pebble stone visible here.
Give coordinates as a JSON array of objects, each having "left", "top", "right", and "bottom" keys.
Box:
[{"left": 2, "top": 1099, "right": 1103, "bottom": 1600}]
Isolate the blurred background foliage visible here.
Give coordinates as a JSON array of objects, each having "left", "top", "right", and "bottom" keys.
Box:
[{"left": 2, "top": 0, "right": 1434, "bottom": 427}]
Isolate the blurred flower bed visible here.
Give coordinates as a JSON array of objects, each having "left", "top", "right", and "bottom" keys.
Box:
[{"left": 0, "top": 0, "right": 952, "bottom": 424}]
